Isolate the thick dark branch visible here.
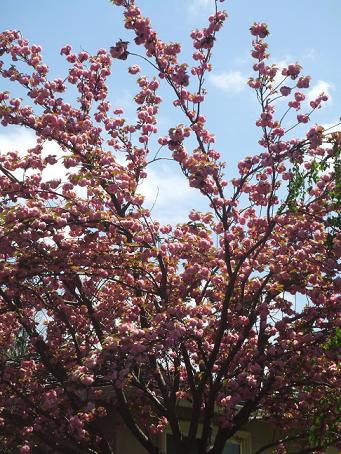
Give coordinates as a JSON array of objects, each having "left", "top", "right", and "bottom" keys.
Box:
[{"left": 115, "top": 388, "right": 161, "bottom": 454}]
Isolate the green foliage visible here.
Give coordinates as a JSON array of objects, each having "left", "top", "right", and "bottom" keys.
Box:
[
  {"left": 282, "top": 142, "right": 340, "bottom": 253},
  {"left": 326, "top": 143, "right": 341, "bottom": 250},
  {"left": 323, "top": 327, "right": 341, "bottom": 352},
  {"left": 308, "top": 394, "right": 341, "bottom": 448},
  {"left": 308, "top": 329, "right": 341, "bottom": 448},
  {"left": 7, "top": 327, "right": 29, "bottom": 359},
  {"left": 287, "top": 162, "right": 305, "bottom": 212}
]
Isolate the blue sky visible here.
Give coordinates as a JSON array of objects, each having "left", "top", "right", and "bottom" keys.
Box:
[{"left": 1, "top": 0, "right": 340, "bottom": 223}]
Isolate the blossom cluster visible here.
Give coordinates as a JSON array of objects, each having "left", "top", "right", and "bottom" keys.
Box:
[{"left": 0, "top": 2, "right": 340, "bottom": 453}]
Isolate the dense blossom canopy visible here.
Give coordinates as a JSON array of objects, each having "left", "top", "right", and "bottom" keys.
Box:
[{"left": 0, "top": 0, "right": 340, "bottom": 453}]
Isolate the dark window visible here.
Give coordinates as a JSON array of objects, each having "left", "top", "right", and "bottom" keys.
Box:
[
  {"left": 223, "top": 442, "right": 240, "bottom": 454},
  {"left": 166, "top": 434, "right": 199, "bottom": 454},
  {"left": 166, "top": 434, "right": 240, "bottom": 454}
]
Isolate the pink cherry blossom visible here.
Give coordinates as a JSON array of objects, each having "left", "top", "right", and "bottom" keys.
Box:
[{"left": 0, "top": 3, "right": 339, "bottom": 454}]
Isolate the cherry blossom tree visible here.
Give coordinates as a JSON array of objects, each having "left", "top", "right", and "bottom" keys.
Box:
[{"left": 0, "top": 0, "right": 340, "bottom": 453}]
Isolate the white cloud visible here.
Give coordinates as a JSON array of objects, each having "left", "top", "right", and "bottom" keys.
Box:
[
  {"left": 272, "top": 58, "right": 290, "bottom": 76},
  {"left": 321, "top": 123, "right": 341, "bottom": 161},
  {"left": 268, "top": 58, "right": 290, "bottom": 93},
  {"left": 0, "top": 128, "right": 36, "bottom": 159},
  {"left": 209, "top": 71, "right": 246, "bottom": 94},
  {"left": 188, "top": 0, "right": 211, "bottom": 15},
  {"left": 307, "top": 80, "right": 333, "bottom": 103},
  {"left": 273, "top": 58, "right": 290, "bottom": 70},
  {"left": 139, "top": 164, "right": 203, "bottom": 225},
  {"left": 0, "top": 128, "right": 66, "bottom": 181},
  {"left": 112, "top": 89, "right": 135, "bottom": 114},
  {"left": 303, "top": 48, "right": 316, "bottom": 61},
  {"left": 0, "top": 129, "right": 207, "bottom": 226},
  {"left": 322, "top": 122, "right": 341, "bottom": 134},
  {"left": 0, "top": 128, "right": 86, "bottom": 197}
]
